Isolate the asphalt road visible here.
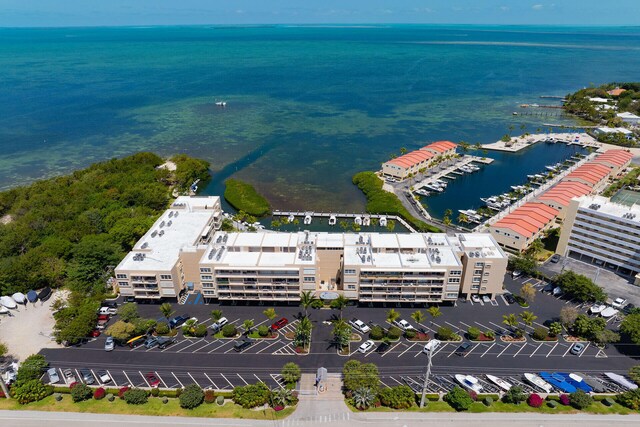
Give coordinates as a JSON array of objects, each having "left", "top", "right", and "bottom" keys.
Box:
[{"left": 39, "top": 273, "right": 640, "bottom": 394}]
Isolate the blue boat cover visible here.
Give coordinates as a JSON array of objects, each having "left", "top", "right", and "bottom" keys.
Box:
[
  {"left": 539, "top": 371, "right": 577, "bottom": 393},
  {"left": 557, "top": 372, "right": 593, "bottom": 393},
  {"left": 26, "top": 290, "right": 38, "bottom": 302}
]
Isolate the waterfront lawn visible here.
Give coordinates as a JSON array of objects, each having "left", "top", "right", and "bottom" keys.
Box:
[
  {"left": 224, "top": 178, "right": 271, "bottom": 217},
  {"left": 352, "top": 171, "right": 440, "bottom": 232},
  {"left": 0, "top": 395, "right": 295, "bottom": 420}
]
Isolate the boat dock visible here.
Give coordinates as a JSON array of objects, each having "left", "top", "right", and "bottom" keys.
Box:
[
  {"left": 413, "top": 155, "right": 494, "bottom": 192},
  {"left": 482, "top": 132, "right": 601, "bottom": 153},
  {"left": 271, "top": 211, "right": 417, "bottom": 233},
  {"left": 472, "top": 152, "right": 597, "bottom": 232}
]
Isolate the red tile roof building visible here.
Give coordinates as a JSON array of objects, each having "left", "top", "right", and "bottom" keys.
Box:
[
  {"left": 562, "top": 162, "right": 611, "bottom": 190},
  {"left": 490, "top": 203, "right": 559, "bottom": 252},
  {"left": 381, "top": 141, "right": 457, "bottom": 180},
  {"left": 591, "top": 149, "right": 634, "bottom": 175},
  {"left": 536, "top": 181, "right": 593, "bottom": 219}
]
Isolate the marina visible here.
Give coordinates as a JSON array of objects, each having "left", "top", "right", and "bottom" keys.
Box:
[
  {"left": 482, "top": 132, "right": 600, "bottom": 153},
  {"left": 272, "top": 211, "right": 416, "bottom": 232}
]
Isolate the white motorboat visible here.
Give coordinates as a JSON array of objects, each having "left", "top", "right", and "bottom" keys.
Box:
[
  {"left": 605, "top": 372, "right": 638, "bottom": 390},
  {"left": 459, "top": 209, "right": 477, "bottom": 216},
  {"left": 215, "top": 101, "right": 227, "bottom": 107},
  {"left": 486, "top": 374, "right": 512, "bottom": 391},
  {"left": 589, "top": 304, "right": 606, "bottom": 314},
  {"left": 0, "top": 296, "right": 17, "bottom": 309},
  {"left": 424, "top": 183, "right": 444, "bottom": 193},
  {"left": 0, "top": 305, "right": 9, "bottom": 315},
  {"left": 524, "top": 373, "right": 553, "bottom": 393},
  {"left": 328, "top": 215, "right": 337, "bottom": 226},
  {"left": 354, "top": 216, "right": 363, "bottom": 226},
  {"left": 12, "top": 292, "right": 26, "bottom": 304},
  {"left": 287, "top": 214, "right": 295, "bottom": 222},
  {"left": 600, "top": 307, "right": 619, "bottom": 318},
  {"left": 363, "top": 216, "right": 371, "bottom": 226},
  {"left": 467, "top": 164, "right": 480, "bottom": 172},
  {"left": 455, "top": 374, "right": 483, "bottom": 393},
  {"left": 379, "top": 216, "right": 387, "bottom": 227},
  {"left": 415, "top": 189, "right": 430, "bottom": 196},
  {"left": 303, "top": 214, "right": 312, "bottom": 225}
]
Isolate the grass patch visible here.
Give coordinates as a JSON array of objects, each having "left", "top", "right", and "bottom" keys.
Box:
[
  {"left": 0, "top": 395, "right": 295, "bottom": 420},
  {"left": 224, "top": 178, "right": 271, "bottom": 217},
  {"left": 352, "top": 171, "right": 440, "bottom": 232}
]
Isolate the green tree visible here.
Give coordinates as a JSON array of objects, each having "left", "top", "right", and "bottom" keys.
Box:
[
  {"left": 379, "top": 385, "right": 415, "bottom": 409},
  {"left": 270, "top": 387, "right": 295, "bottom": 408},
  {"left": 457, "top": 213, "right": 469, "bottom": 225},
  {"left": 352, "top": 387, "right": 376, "bottom": 410},
  {"left": 573, "top": 314, "right": 606, "bottom": 340},
  {"left": 211, "top": 309, "right": 223, "bottom": 322},
  {"left": 386, "top": 220, "right": 396, "bottom": 232},
  {"left": 386, "top": 308, "right": 400, "bottom": 324},
  {"left": 179, "top": 384, "right": 205, "bottom": 409},
  {"left": 70, "top": 383, "right": 93, "bottom": 402},
  {"left": 554, "top": 270, "right": 606, "bottom": 302},
  {"left": 502, "top": 313, "right": 519, "bottom": 332},
  {"left": 332, "top": 319, "right": 351, "bottom": 350},
  {"left": 123, "top": 388, "right": 149, "bottom": 405},
  {"left": 594, "top": 329, "right": 620, "bottom": 346},
  {"left": 330, "top": 295, "right": 349, "bottom": 319},
  {"left": 621, "top": 313, "right": 640, "bottom": 344},
  {"left": 570, "top": 389, "right": 593, "bottom": 409},
  {"left": 525, "top": 238, "right": 544, "bottom": 258},
  {"left": 508, "top": 255, "right": 537, "bottom": 276},
  {"left": 263, "top": 307, "right": 277, "bottom": 321},
  {"left": 242, "top": 319, "right": 254, "bottom": 333},
  {"left": 427, "top": 306, "right": 442, "bottom": 329},
  {"left": 411, "top": 310, "right": 425, "bottom": 327},
  {"left": 342, "top": 360, "right": 380, "bottom": 394},
  {"left": 11, "top": 379, "right": 52, "bottom": 404},
  {"left": 118, "top": 303, "right": 140, "bottom": 323},
  {"left": 159, "top": 303, "right": 174, "bottom": 327},
  {"left": 294, "top": 316, "right": 312, "bottom": 349},
  {"left": 520, "top": 283, "right": 536, "bottom": 304},
  {"left": 519, "top": 311, "right": 537, "bottom": 328},
  {"left": 299, "top": 291, "right": 318, "bottom": 317},
  {"left": 106, "top": 320, "right": 136, "bottom": 342},
  {"left": 617, "top": 389, "right": 640, "bottom": 410},
  {"left": 444, "top": 386, "right": 474, "bottom": 411},
  {"left": 281, "top": 362, "right": 302, "bottom": 385},
  {"left": 629, "top": 365, "right": 640, "bottom": 386},
  {"left": 548, "top": 322, "right": 562, "bottom": 337}
]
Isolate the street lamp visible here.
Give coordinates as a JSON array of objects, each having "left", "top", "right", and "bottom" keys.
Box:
[{"left": 420, "top": 339, "right": 441, "bottom": 408}]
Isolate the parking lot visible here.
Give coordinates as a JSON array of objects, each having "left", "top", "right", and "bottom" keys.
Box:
[{"left": 40, "top": 272, "right": 640, "bottom": 391}]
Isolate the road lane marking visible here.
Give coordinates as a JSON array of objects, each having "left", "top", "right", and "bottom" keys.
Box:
[{"left": 480, "top": 343, "right": 495, "bottom": 358}]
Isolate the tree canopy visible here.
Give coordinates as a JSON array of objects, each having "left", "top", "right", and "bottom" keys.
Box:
[{"left": 554, "top": 271, "right": 606, "bottom": 303}]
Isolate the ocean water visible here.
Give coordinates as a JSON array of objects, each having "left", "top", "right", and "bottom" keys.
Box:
[{"left": 1, "top": 25, "right": 639, "bottom": 216}]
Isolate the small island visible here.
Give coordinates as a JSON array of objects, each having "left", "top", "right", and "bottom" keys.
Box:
[{"left": 223, "top": 178, "right": 271, "bottom": 217}]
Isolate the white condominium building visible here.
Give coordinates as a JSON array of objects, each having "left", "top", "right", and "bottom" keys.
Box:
[{"left": 557, "top": 195, "right": 640, "bottom": 277}]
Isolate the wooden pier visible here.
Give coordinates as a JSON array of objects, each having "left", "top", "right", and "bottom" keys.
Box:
[{"left": 271, "top": 211, "right": 417, "bottom": 233}]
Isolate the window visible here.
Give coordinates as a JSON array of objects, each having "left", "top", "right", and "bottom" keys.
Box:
[
  {"left": 448, "top": 278, "right": 460, "bottom": 284},
  {"left": 201, "top": 275, "right": 213, "bottom": 280},
  {"left": 304, "top": 277, "right": 315, "bottom": 282},
  {"left": 471, "top": 285, "right": 480, "bottom": 290},
  {"left": 116, "top": 274, "right": 127, "bottom": 279},
  {"left": 472, "top": 277, "right": 480, "bottom": 283},
  {"left": 200, "top": 268, "right": 211, "bottom": 273},
  {"left": 473, "top": 269, "right": 482, "bottom": 275},
  {"left": 347, "top": 284, "right": 356, "bottom": 290},
  {"left": 474, "top": 262, "right": 484, "bottom": 268},
  {"left": 344, "top": 269, "right": 356, "bottom": 275},
  {"left": 449, "top": 270, "right": 462, "bottom": 276},
  {"left": 160, "top": 275, "right": 172, "bottom": 280},
  {"left": 445, "top": 292, "right": 458, "bottom": 299},
  {"left": 118, "top": 281, "right": 129, "bottom": 287},
  {"left": 202, "top": 282, "right": 214, "bottom": 288}
]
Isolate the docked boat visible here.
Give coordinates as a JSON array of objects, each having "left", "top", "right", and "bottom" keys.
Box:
[
  {"left": 0, "top": 305, "right": 8, "bottom": 315},
  {"left": 328, "top": 215, "right": 337, "bottom": 226},
  {"left": 558, "top": 373, "right": 593, "bottom": 393},
  {"left": 589, "top": 304, "right": 606, "bottom": 314},
  {"left": 354, "top": 216, "right": 363, "bottom": 226},
  {"left": 0, "top": 296, "right": 17, "bottom": 309},
  {"left": 303, "top": 214, "right": 312, "bottom": 225},
  {"left": 11, "top": 292, "right": 26, "bottom": 304},
  {"left": 459, "top": 209, "right": 478, "bottom": 216},
  {"left": 287, "top": 214, "right": 295, "bottom": 222},
  {"left": 415, "top": 189, "right": 431, "bottom": 196},
  {"left": 604, "top": 372, "right": 638, "bottom": 390},
  {"left": 539, "top": 371, "right": 577, "bottom": 393},
  {"left": 486, "top": 374, "right": 512, "bottom": 391},
  {"left": 424, "top": 183, "right": 444, "bottom": 193},
  {"left": 467, "top": 164, "right": 480, "bottom": 172},
  {"left": 524, "top": 373, "right": 553, "bottom": 393},
  {"left": 215, "top": 101, "right": 227, "bottom": 107},
  {"left": 363, "top": 216, "right": 371, "bottom": 226},
  {"left": 379, "top": 216, "right": 387, "bottom": 227},
  {"left": 527, "top": 174, "right": 536, "bottom": 180},
  {"left": 600, "top": 307, "right": 619, "bottom": 318},
  {"left": 573, "top": 372, "right": 606, "bottom": 393},
  {"left": 455, "top": 374, "right": 483, "bottom": 393},
  {"left": 26, "top": 290, "right": 38, "bottom": 303}
]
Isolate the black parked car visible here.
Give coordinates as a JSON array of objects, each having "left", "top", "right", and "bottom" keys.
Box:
[
  {"left": 455, "top": 342, "right": 472, "bottom": 356},
  {"left": 504, "top": 293, "right": 516, "bottom": 304},
  {"left": 233, "top": 339, "right": 255, "bottom": 352},
  {"left": 157, "top": 337, "right": 176, "bottom": 349}
]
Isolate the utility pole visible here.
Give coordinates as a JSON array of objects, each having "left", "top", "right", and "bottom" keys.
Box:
[{"left": 420, "top": 339, "right": 441, "bottom": 408}]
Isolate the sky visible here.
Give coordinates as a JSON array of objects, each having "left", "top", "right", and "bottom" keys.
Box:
[{"left": 0, "top": 0, "right": 639, "bottom": 27}]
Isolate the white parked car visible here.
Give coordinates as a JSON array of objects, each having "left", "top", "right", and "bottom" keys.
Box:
[
  {"left": 358, "top": 340, "right": 375, "bottom": 353},
  {"left": 600, "top": 307, "right": 619, "bottom": 318},
  {"left": 211, "top": 317, "right": 229, "bottom": 332},
  {"left": 98, "top": 306, "right": 117, "bottom": 315},
  {"left": 47, "top": 368, "right": 60, "bottom": 384},
  {"left": 393, "top": 319, "right": 415, "bottom": 331},
  {"left": 612, "top": 298, "right": 627, "bottom": 309},
  {"left": 349, "top": 318, "right": 371, "bottom": 334},
  {"left": 96, "top": 370, "right": 112, "bottom": 384},
  {"left": 482, "top": 295, "right": 491, "bottom": 303},
  {"left": 471, "top": 295, "right": 481, "bottom": 303}
]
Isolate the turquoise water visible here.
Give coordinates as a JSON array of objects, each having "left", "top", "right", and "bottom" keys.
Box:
[{"left": 1, "top": 25, "right": 639, "bottom": 215}]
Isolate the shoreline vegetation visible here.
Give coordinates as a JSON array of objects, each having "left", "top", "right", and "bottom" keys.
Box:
[
  {"left": 224, "top": 178, "right": 271, "bottom": 217},
  {"left": 352, "top": 171, "right": 440, "bottom": 233},
  {"left": 0, "top": 152, "right": 210, "bottom": 346}
]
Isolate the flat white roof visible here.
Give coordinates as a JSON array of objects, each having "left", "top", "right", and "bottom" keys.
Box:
[
  {"left": 617, "top": 112, "right": 640, "bottom": 119},
  {"left": 370, "top": 233, "right": 399, "bottom": 248},
  {"left": 455, "top": 233, "right": 506, "bottom": 259},
  {"left": 117, "top": 196, "right": 220, "bottom": 271},
  {"left": 396, "top": 233, "right": 428, "bottom": 248},
  {"left": 596, "top": 127, "right": 632, "bottom": 135},
  {"left": 576, "top": 195, "right": 640, "bottom": 223}
]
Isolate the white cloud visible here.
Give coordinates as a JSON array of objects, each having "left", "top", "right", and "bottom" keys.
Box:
[{"left": 532, "top": 4, "right": 544, "bottom": 10}]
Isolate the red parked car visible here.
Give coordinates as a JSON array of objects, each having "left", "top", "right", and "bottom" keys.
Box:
[
  {"left": 270, "top": 317, "right": 288, "bottom": 330},
  {"left": 89, "top": 329, "right": 101, "bottom": 337},
  {"left": 146, "top": 372, "right": 161, "bottom": 388}
]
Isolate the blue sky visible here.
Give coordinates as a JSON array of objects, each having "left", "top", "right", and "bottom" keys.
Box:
[{"left": 1, "top": 0, "right": 639, "bottom": 27}]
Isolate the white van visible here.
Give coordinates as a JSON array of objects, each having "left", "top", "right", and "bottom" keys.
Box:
[{"left": 99, "top": 306, "right": 117, "bottom": 315}]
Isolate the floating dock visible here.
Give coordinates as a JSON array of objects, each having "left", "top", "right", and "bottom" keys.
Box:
[{"left": 271, "top": 211, "right": 417, "bottom": 233}]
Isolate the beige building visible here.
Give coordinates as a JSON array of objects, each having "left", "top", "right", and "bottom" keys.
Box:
[
  {"left": 381, "top": 141, "right": 458, "bottom": 180},
  {"left": 114, "top": 196, "right": 222, "bottom": 300}
]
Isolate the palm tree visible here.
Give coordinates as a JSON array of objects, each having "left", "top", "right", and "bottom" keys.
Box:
[
  {"left": 426, "top": 306, "right": 442, "bottom": 329},
  {"left": 270, "top": 387, "right": 294, "bottom": 407},
  {"left": 443, "top": 216, "right": 452, "bottom": 226},
  {"left": 330, "top": 295, "right": 349, "bottom": 319},
  {"left": 411, "top": 310, "right": 425, "bottom": 328},
  {"left": 400, "top": 147, "right": 407, "bottom": 155},
  {"left": 502, "top": 313, "right": 519, "bottom": 332},
  {"left": 242, "top": 319, "right": 254, "bottom": 333},
  {"left": 457, "top": 213, "right": 469, "bottom": 225},
  {"left": 263, "top": 307, "right": 277, "bottom": 321},
  {"left": 211, "top": 309, "right": 223, "bottom": 322},
  {"left": 299, "top": 291, "right": 317, "bottom": 317},
  {"left": 295, "top": 316, "right": 313, "bottom": 349},
  {"left": 159, "top": 303, "right": 174, "bottom": 328},
  {"left": 386, "top": 308, "right": 400, "bottom": 324},
  {"left": 520, "top": 311, "right": 537, "bottom": 328},
  {"left": 352, "top": 387, "right": 376, "bottom": 410},
  {"left": 525, "top": 238, "right": 544, "bottom": 258},
  {"left": 444, "top": 209, "right": 453, "bottom": 218},
  {"left": 332, "top": 319, "right": 350, "bottom": 350}
]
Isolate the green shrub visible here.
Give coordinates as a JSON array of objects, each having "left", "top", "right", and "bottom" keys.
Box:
[
  {"left": 204, "top": 389, "right": 216, "bottom": 404},
  {"left": 162, "top": 397, "right": 169, "bottom": 404},
  {"left": 16, "top": 354, "right": 49, "bottom": 383},
  {"left": 404, "top": 329, "right": 417, "bottom": 339},
  {"left": 150, "top": 387, "right": 159, "bottom": 397},
  {"left": 258, "top": 325, "right": 269, "bottom": 337},
  {"left": 369, "top": 326, "right": 385, "bottom": 340},
  {"left": 617, "top": 389, "right": 640, "bottom": 410},
  {"left": 547, "top": 400, "right": 558, "bottom": 408},
  {"left": 12, "top": 379, "right": 53, "bottom": 404},
  {"left": 70, "top": 383, "right": 93, "bottom": 403},
  {"left": 179, "top": 384, "right": 204, "bottom": 409},
  {"left": 223, "top": 179, "right": 271, "bottom": 217},
  {"left": 192, "top": 324, "right": 208, "bottom": 338},
  {"left": 155, "top": 322, "right": 170, "bottom": 335},
  {"left": 107, "top": 393, "right": 114, "bottom": 402},
  {"left": 569, "top": 389, "right": 593, "bottom": 409},
  {"left": 233, "top": 382, "right": 271, "bottom": 409},
  {"left": 467, "top": 327, "right": 480, "bottom": 340},
  {"left": 123, "top": 388, "right": 148, "bottom": 405},
  {"left": 483, "top": 397, "right": 493, "bottom": 406},
  {"left": 602, "top": 397, "right": 615, "bottom": 407},
  {"left": 310, "top": 299, "right": 324, "bottom": 309},
  {"left": 485, "top": 330, "right": 495, "bottom": 339},
  {"left": 387, "top": 326, "right": 401, "bottom": 340},
  {"left": 532, "top": 327, "right": 547, "bottom": 341},
  {"left": 436, "top": 326, "right": 455, "bottom": 341},
  {"left": 378, "top": 385, "right": 415, "bottom": 409},
  {"left": 216, "top": 395, "right": 225, "bottom": 405},
  {"left": 281, "top": 362, "right": 301, "bottom": 385},
  {"left": 222, "top": 324, "right": 237, "bottom": 338},
  {"left": 444, "top": 386, "right": 474, "bottom": 411},
  {"left": 502, "top": 386, "right": 526, "bottom": 404}
]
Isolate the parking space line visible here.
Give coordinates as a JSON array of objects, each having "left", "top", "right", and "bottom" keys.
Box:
[
  {"left": 500, "top": 295, "right": 508, "bottom": 305},
  {"left": 444, "top": 321, "right": 461, "bottom": 332},
  {"left": 431, "top": 343, "right": 448, "bottom": 356},
  {"left": 464, "top": 343, "right": 481, "bottom": 358},
  {"left": 381, "top": 341, "right": 402, "bottom": 358},
  {"left": 546, "top": 342, "right": 559, "bottom": 358},
  {"left": 161, "top": 339, "right": 184, "bottom": 352},
  {"left": 106, "top": 370, "right": 117, "bottom": 387},
  {"left": 254, "top": 339, "right": 281, "bottom": 354},
  {"left": 562, "top": 344, "right": 574, "bottom": 357},
  {"left": 155, "top": 371, "right": 167, "bottom": 388},
  {"left": 459, "top": 321, "right": 472, "bottom": 329},
  {"left": 497, "top": 343, "right": 511, "bottom": 358},
  {"left": 122, "top": 371, "right": 134, "bottom": 386},
  {"left": 378, "top": 378, "right": 392, "bottom": 389},
  {"left": 171, "top": 373, "right": 184, "bottom": 388},
  {"left": 203, "top": 373, "right": 218, "bottom": 389},
  {"left": 474, "top": 321, "right": 493, "bottom": 331},
  {"left": 176, "top": 338, "right": 207, "bottom": 353},
  {"left": 253, "top": 374, "right": 265, "bottom": 385},
  {"left": 578, "top": 342, "right": 590, "bottom": 357},
  {"left": 513, "top": 343, "right": 528, "bottom": 357},
  {"left": 140, "top": 371, "right": 151, "bottom": 387},
  {"left": 447, "top": 346, "right": 459, "bottom": 358},
  {"left": 414, "top": 347, "right": 424, "bottom": 357},
  {"left": 220, "top": 373, "right": 234, "bottom": 389},
  {"left": 490, "top": 299, "right": 499, "bottom": 306},
  {"left": 480, "top": 343, "right": 495, "bottom": 358},
  {"left": 270, "top": 374, "right": 285, "bottom": 389},
  {"left": 192, "top": 341, "right": 218, "bottom": 352},
  {"left": 389, "top": 376, "right": 403, "bottom": 386},
  {"left": 488, "top": 321, "right": 504, "bottom": 331},
  {"left": 207, "top": 340, "right": 234, "bottom": 353},
  {"left": 417, "top": 322, "right": 434, "bottom": 333},
  {"left": 398, "top": 343, "right": 417, "bottom": 358},
  {"left": 237, "top": 373, "right": 248, "bottom": 385},
  {"left": 187, "top": 372, "right": 200, "bottom": 387},
  {"left": 529, "top": 343, "right": 544, "bottom": 358},
  {"left": 90, "top": 369, "right": 99, "bottom": 385}
]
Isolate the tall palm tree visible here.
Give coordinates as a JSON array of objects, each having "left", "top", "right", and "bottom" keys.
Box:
[
  {"left": 263, "top": 307, "right": 277, "bottom": 321},
  {"left": 332, "top": 319, "right": 350, "bottom": 350},
  {"left": 330, "top": 295, "right": 349, "bottom": 319},
  {"left": 242, "top": 319, "right": 254, "bottom": 333},
  {"left": 295, "top": 316, "right": 312, "bottom": 349},
  {"left": 411, "top": 310, "right": 425, "bottom": 326},
  {"left": 386, "top": 308, "right": 400, "bottom": 324},
  {"left": 299, "top": 291, "right": 317, "bottom": 317},
  {"left": 211, "top": 309, "right": 223, "bottom": 322},
  {"left": 426, "top": 306, "right": 442, "bottom": 329},
  {"left": 502, "top": 313, "right": 519, "bottom": 332},
  {"left": 457, "top": 213, "right": 469, "bottom": 225},
  {"left": 520, "top": 311, "right": 538, "bottom": 328},
  {"left": 159, "top": 303, "right": 174, "bottom": 328}
]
